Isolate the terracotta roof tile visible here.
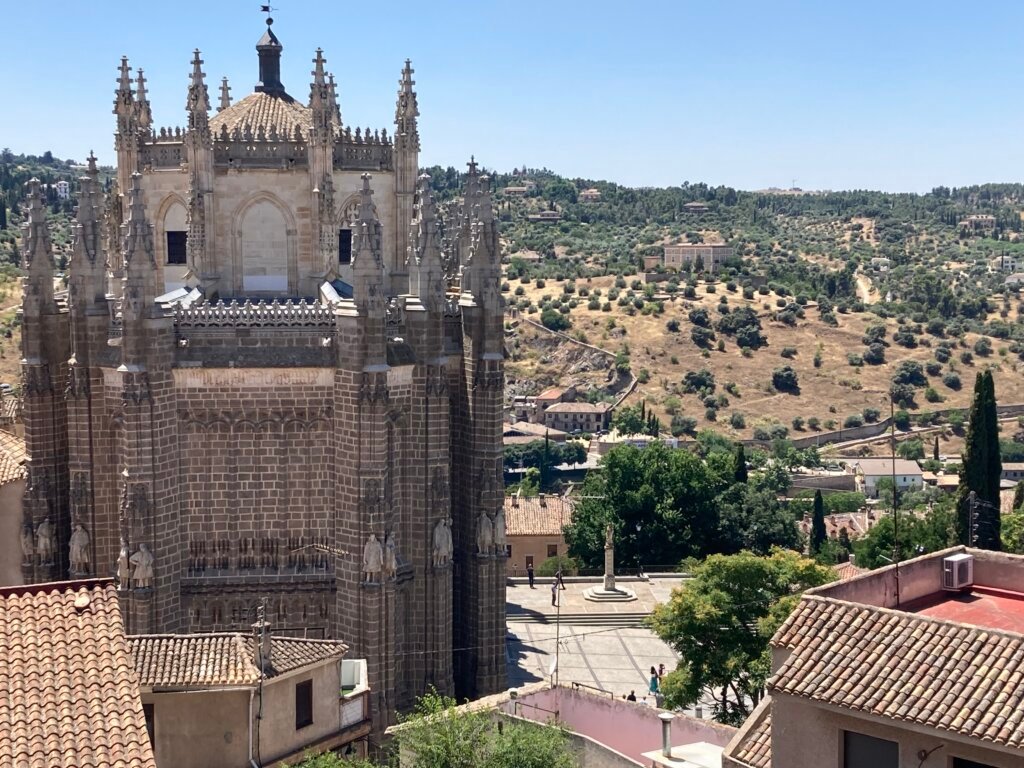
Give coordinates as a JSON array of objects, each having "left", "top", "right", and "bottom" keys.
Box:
[
  {"left": 504, "top": 495, "right": 574, "bottom": 537},
  {"left": 209, "top": 91, "right": 312, "bottom": 137},
  {"left": 769, "top": 596, "right": 1024, "bottom": 748},
  {"left": 0, "top": 580, "right": 156, "bottom": 768},
  {"left": 728, "top": 700, "right": 771, "bottom": 768},
  {"left": 130, "top": 633, "right": 348, "bottom": 688},
  {"left": 832, "top": 561, "right": 867, "bottom": 581},
  {"left": 0, "top": 428, "right": 26, "bottom": 463}
]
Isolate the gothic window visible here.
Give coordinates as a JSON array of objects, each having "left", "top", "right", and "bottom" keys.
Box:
[
  {"left": 166, "top": 231, "right": 187, "bottom": 265},
  {"left": 295, "top": 680, "right": 313, "bottom": 729},
  {"left": 338, "top": 229, "right": 352, "bottom": 265}
]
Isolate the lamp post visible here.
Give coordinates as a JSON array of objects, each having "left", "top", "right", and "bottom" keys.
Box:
[{"left": 635, "top": 522, "right": 642, "bottom": 578}]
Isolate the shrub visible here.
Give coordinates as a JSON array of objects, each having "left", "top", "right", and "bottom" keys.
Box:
[
  {"left": 587, "top": 298, "right": 601, "bottom": 310},
  {"left": 683, "top": 368, "right": 716, "bottom": 393},
  {"left": 729, "top": 412, "right": 746, "bottom": 429},
  {"left": 691, "top": 326, "right": 716, "bottom": 348},
  {"left": 890, "top": 382, "right": 916, "bottom": 408},
  {"left": 896, "top": 439, "right": 925, "bottom": 461},
  {"left": 843, "top": 414, "right": 864, "bottom": 428},
  {"left": 792, "top": 416, "right": 805, "bottom": 431},
  {"left": 924, "top": 386, "right": 942, "bottom": 403},
  {"left": 925, "top": 360, "right": 942, "bottom": 376},
  {"left": 688, "top": 307, "right": 711, "bottom": 327},
  {"left": 664, "top": 395, "right": 681, "bottom": 415},
  {"left": 808, "top": 416, "right": 821, "bottom": 431},
  {"left": 942, "top": 372, "right": 962, "bottom": 390},
  {"left": 934, "top": 345, "right": 951, "bottom": 363},
  {"left": 847, "top": 353, "right": 863, "bottom": 367},
  {"left": 781, "top": 346, "right": 798, "bottom": 359},
  {"left": 893, "top": 410, "right": 911, "bottom": 430},
  {"left": 537, "top": 555, "right": 577, "bottom": 577},
  {"left": 862, "top": 407, "right": 881, "bottom": 423},
  {"left": 705, "top": 407, "right": 718, "bottom": 421},
  {"left": 670, "top": 415, "right": 698, "bottom": 436},
  {"left": 863, "top": 343, "right": 885, "bottom": 365},
  {"left": 960, "top": 351, "right": 973, "bottom": 365},
  {"left": 772, "top": 365, "right": 800, "bottom": 393},
  {"left": 535, "top": 279, "right": 546, "bottom": 289},
  {"left": 891, "top": 360, "right": 926, "bottom": 387},
  {"left": 974, "top": 337, "right": 993, "bottom": 356},
  {"left": 540, "top": 307, "right": 571, "bottom": 331},
  {"left": 666, "top": 318, "right": 680, "bottom": 333}
]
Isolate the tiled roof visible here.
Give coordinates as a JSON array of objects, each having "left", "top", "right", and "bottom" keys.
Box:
[
  {"left": 727, "top": 700, "right": 771, "bottom": 768},
  {"left": 0, "top": 429, "right": 27, "bottom": 462},
  {"left": 130, "top": 634, "right": 260, "bottom": 688},
  {"left": 831, "top": 561, "right": 867, "bottom": 581},
  {"left": 769, "top": 596, "right": 1024, "bottom": 748},
  {"left": 545, "top": 402, "right": 610, "bottom": 414},
  {"left": 504, "top": 494, "right": 574, "bottom": 537},
  {"left": 130, "top": 633, "right": 348, "bottom": 688},
  {"left": 210, "top": 91, "right": 313, "bottom": 137},
  {"left": 849, "top": 458, "right": 922, "bottom": 476},
  {"left": 0, "top": 429, "right": 26, "bottom": 486},
  {"left": 0, "top": 395, "right": 21, "bottom": 422},
  {"left": 0, "top": 580, "right": 156, "bottom": 767}
]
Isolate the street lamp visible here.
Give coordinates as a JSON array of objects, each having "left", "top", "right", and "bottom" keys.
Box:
[{"left": 635, "top": 522, "right": 642, "bottom": 578}]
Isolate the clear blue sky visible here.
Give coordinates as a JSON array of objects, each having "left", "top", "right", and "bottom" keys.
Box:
[{"left": 5, "top": 0, "right": 1024, "bottom": 192}]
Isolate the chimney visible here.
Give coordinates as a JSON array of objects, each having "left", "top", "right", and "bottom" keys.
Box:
[
  {"left": 849, "top": 554, "right": 856, "bottom": 566},
  {"left": 252, "top": 620, "right": 272, "bottom": 674},
  {"left": 658, "top": 712, "right": 674, "bottom": 757}
]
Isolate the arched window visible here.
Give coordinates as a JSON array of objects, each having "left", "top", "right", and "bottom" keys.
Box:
[{"left": 163, "top": 202, "right": 187, "bottom": 265}]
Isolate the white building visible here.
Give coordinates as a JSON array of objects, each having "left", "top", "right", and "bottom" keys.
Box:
[{"left": 848, "top": 458, "right": 923, "bottom": 498}]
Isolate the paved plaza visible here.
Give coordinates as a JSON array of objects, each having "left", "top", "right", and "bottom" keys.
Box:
[{"left": 506, "top": 576, "right": 715, "bottom": 713}]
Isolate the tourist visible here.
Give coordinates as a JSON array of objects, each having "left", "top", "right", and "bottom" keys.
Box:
[
  {"left": 527, "top": 563, "right": 535, "bottom": 589},
  {"left": 555, "top": 567, "right": 567, "bottom": 590},
  {"left": 551, "top": 579, "right": 558, "bottom": 607},
  {"left": 649, "top": 666, "right": 659, "bottom": 695},
  {"left": 658, "top": 663, "right": 666, "bottom": 679},
  {"left": 626, "top": 690, "right": 637, "bottom": 702}
]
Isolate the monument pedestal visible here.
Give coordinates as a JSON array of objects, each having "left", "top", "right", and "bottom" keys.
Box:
[{"left": 583, "top": 525, "right": 637, "bottom": 602}]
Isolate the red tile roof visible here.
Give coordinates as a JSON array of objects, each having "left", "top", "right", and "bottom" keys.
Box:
[
  {"left": 0, "top": 429, "right": 26, "bottom": 486},
  {"left": 769, "top": 595, "right": 1024, "bottom": 748},
  {"left": 727, "top": 699, "right": 771, "bottom": 768},
  {"left": 504, "top": 494, "right": 574, "bottom": 537},
  {"left": 0, "top": 580, "right": 156, "bottom": 767}
]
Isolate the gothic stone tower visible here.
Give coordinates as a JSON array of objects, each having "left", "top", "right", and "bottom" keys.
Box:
[{"left": 17, "top": 18, "right": 506, "bottom": 730}]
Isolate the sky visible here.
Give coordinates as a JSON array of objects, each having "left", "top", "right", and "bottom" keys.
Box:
[{"left": 5, "top": 0, "right": 1024, "bottom": 192}]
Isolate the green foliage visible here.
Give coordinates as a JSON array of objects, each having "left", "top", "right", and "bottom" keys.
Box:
[
  {"left": 956, "top": 371, "right": 1002, "bottom": 548},
  {"left": 612, "top": 404, "right": 645, "bottom": 435},
  {"left": 649, "top": 550, "right": 833, "bottom": 724},
  {"left": 391, "top": 690, "right": 579, "bottom": 768},
  {"left": 854, "top": 506, "right": 956, "bottom": 569},
  {"left": 717, "top": 481, "right": 801, "bottom": 554},
  {"left": 771, "top": 365, "right": 799, "bottom": 393},
  {"left": 537, "top": 555, "right": 576, "bottom": 577},
  {"left": 893, "top": 410, "right": 911, "bottom": 430},
  {"left": 809, "top": 491, "right": 826, "bottom": 555},
  {"left": 896, "top": 438, "right": 925, "bottom": 460},
  {"left": 682, "top": 368, "right": 716, "bottom": 394},
  {"left": 286, "top": 751, "right": 378, "bottom": 768},
  {"left": 540, "top": 307, "right": 570, "bottom": 331}
]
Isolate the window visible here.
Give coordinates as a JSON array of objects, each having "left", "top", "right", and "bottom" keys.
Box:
[
  {"left": 338, "top": 229, "right": 352, "bottom": 265},
  {"left": 547, "top": 544, "right": 558, "bottom": 558},
  {"left": 843, "top": 731, "right": 897, "bottom": 768},
  {"left": 143, "top": 703, "right": 155, "bottom": 746},
  {"left": 505, "top": 545, "right": 512, "bottom": 558},
  {"left": 295, "top": 680, "right": 313, "bottom": 729},
  {"left": 953, "top": 760, "right": 998, "bottom": 768},
  {"left": 525, "top": 555, "right": 534, "bottom": 569},
  {"left": 166, "top": 231, "right": 187, "bottom": 265}
]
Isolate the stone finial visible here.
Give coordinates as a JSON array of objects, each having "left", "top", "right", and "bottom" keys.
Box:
[
  {"left": 218, "top": 77, "right": 231, "bottom": 112},
  {"left": 87, "top": 150, "right": 98, "bottom": 175},
  {"left": 135, "top": 69, "right": 152, "bottom": 129},
  {"left": 22, "top": 179, "right": 55, "bottom": 301},
  {"left": 311, "top": 48, "right": 327, "bottom": 86},
  {"left": 187, "top": 50, "right": 211, "bottom": 126},
  {"left": 395, "top": 58, "right": 419, "bottom": 150},
  {"left": 327, "top": 73, "right": 341, "bottom": 125}
]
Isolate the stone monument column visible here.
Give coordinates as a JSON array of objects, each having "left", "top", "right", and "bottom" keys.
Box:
[{"left": 603, "top": 523, "right": 616, "bottom": 592}]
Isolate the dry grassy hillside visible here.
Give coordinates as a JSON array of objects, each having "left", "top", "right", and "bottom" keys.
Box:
[{"left": 504, "top": 273, "right": 1024, "bottom": 439}]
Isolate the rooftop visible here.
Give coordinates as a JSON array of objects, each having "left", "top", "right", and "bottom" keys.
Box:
[
  {"left": 545, "top": 402, "right": 611, "bottom": 414},
  {"left": 903, "top": 585, "right": 1024, "bottom": 634},
  {"left": 504, "top": 493, "right": 574, "bottom": 537},
  {"left": 848, "top": 457, "right": 922, "bottom": 475},
  {"left": 0, "top": 580, "right": 156, "bottom": 767}
]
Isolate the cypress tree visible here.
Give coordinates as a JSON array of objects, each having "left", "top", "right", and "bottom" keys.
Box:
[
  {"left": 810, "top": 490, "right": 827, "bottom": 555},
  {"left": 734, "top": 443, "right": 748, "bottom": 483},
  {"left": 957, "top": 371, "right": 1002, "bottom": 548},
  {"left": 933, "top": 435, "right": 940, "bottom": 462}
]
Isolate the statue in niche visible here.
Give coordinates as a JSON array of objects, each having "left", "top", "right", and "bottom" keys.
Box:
[
  {"left": 432, "top": 517, "right": 453, "bottom": 567},
  {"left": 35, "top": 517, "right": 55, "bottom": 565},
  {"left": 69, "top": 524, "right": 90, "bottom": 574},
  {"left": 476, "top": 511, "right": 493, "bottom": 555},
  {"left": 383, "top": 532, "right": 398, "bottom": 580},
  {"left": 362, "top": 533, "right": 383, "bottom": 583},
  {"left": 493, "top": 508, "right": 507, "bottom": 556},
  {"left": 20, "top": 523, "right": 34, "bottom": 563},
  {"left": 130, "top": 542, "right": 155, "bottom": 589},
  {"left": 117, "top": 540, "right": 131, "bottom": 590}
]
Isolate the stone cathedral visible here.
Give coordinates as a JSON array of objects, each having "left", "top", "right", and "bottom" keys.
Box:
[{"left": 17, "top": 18, "right": 507, "bottom": 720}]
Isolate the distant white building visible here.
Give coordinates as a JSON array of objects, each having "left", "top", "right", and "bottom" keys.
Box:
[
  {"left": 54, "top": 180, "right": 70, "bottom": 200},
  {"left": 848, "top": 458, "right": 923, "bottom": 498}
]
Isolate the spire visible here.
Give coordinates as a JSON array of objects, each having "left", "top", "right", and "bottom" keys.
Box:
[
  {"left": 394, "top": 59, "right": 419, "bottom": 151},
  {"left": 135, "top": 69, "right": 152, "bottom": 130},
  {"left": 309, "top": 49, "right": 332, "bottom": 137},
  {"left": 21, "top": 179, "right": 56, "bottom": 315},
  {"left": 187, "top": 50, "right": 211, "bottom": 130},
  {"left": 218, "top": 77, "right": 231, "bottom": 112},
  {"left": 255, "top": 16, "right": 284, "bottom": 95},
  {"left": 121, "top": 173, "right": 161, "bottom": 367},
  {"left": 327, "top": 73, "right": 341, "bottom": 125},
  {"left": 70, "top": 152, "right": 107, "bottom": 311},
  {"left": 413, "top": 174, "right": 445, "bottom": 312},
  {"left": 114, "top": 56, "right": 134, "bottom": 119}
]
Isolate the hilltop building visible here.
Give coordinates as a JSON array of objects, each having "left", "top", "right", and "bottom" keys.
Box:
[
  {"left": 958, "top": 214, "right": 996, "bottom": 232},
  {"left": 724, "top": 547, "right": 1024, "bottom": 768},
  {"left": 644, "top": 243, "right": 734, "bottom": 273},
  {"left": 14, "top": 16, "right": 507, "bottom": 730}
]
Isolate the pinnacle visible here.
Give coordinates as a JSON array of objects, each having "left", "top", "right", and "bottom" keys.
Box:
[
  {"left": 218, "top": 77, "right": 231, "bottom": 112},
  {"left": 127, "top": 173, "right": 146, "bottom": 221},
  {"left": 117, "top": 56, "right": 132, "bottom": 92},
  {"left": 135, "top": 69, "right": 148, "bottom": 101},
  {"left": 86, "top": 151, "right": 98, "bottom": 177},
  {"left": 311, "top": 48, "right": 327, "bottom": 83},
  {"left": 25, "top": 179, "right": 46, "bottom": 224}
]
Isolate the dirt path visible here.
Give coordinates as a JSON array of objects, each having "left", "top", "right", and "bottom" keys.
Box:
[{"left": 855, "top": 272, "right": 875, "bottom": 305}]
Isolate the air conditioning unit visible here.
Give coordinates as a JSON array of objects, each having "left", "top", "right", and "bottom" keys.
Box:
[{"left": 942, "top": 553, "right": 974, "bottom": 591}]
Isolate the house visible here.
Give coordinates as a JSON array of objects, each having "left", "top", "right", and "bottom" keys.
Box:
[
  {"left": 797, "top": 510, "right": 879, "bottom": 543},
  {"left": 0, "top": 580, "right": 157, "bottom": 767},
  {"left": 0, "top": 430, "right": 26, "bottom": 585},
  {"left": 579, "top": 187, "right": 602, "bottom": 202},
  {"left": 504, "top": 493, "right": 574, "bottom": 575},
  {"left": 1003, "top": 463, "right": 1024, "bottom": 483},
  {"left": 922, "top": 470, "right": 961, "bottom": 493},
  {"left": 869, "top": 256, "right": 891, "bottom": 272},
  {"left": 595, "top": 430, "right": 679, "bottom": 455},
  {"left": 992, "top": 253, "right": 1020, "bottom": 273},
  {"left": 129, "top": 629, "right": 370, "bottom": 767},
  {"left": 683, "top": 201, "right": 710, "bottom": 213},
  {"left": 723, "top": 547, "right": 1024, "bottom": 768},
  {"left": 54, "top": 179, "right": 71, "bottom": 200},
  {"left": 527, "top": 210, "right": 562, "bottom": 223},
  {"left": 847, "top": 458, "right": 922, "bottom": 498},
  {"left": 389, "top": 682, "right": 737, "bottom": 768},
  {"left": 543, "top": 402, "right": 611, "bottom": 434},
  {"left": 958, "top": 213, "right": 996, "bottom": 231},
  {"left": 503, "top": 420, "right": 568, "bottom": 444},
  {"left": 661, "top": 243, "right": 734, "bottom": 274},
  {"left": 504, "top": 185, "right": 532, "bottom": 196},
  {"left": 1006, "top": 272, "right": 1024, "bottom": 287}
]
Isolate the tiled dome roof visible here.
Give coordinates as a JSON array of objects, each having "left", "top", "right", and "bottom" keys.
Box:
[{"left": 210, "top": 90, "right": 312, "bottom": 138}]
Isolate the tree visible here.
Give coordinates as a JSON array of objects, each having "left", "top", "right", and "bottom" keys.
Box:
[
  {"left": 933, "top": 435, "right": 940, "bottom": 462},
  {"left": 956, "top": 371, "right": 1002, "bottom": 548},
  {"left": 1014, "top": 481, "right": 1024, "bottom": 513},
  {"left": 612, "top": 404, "right": 646, "bottom": 435},
  {"left": 771, "top": 366, "right": 799, "bottom": 393},
  {"left": 649, "top": 550, "right": 832, "bottom": 725},
  {"left": 563, "top": 443, "right": 729, "bottom": 569},
  {"left": 390, "top": 690, "right": 580, "bottom": 768},
  {"left": 734, "top": 443, "right": 748, "bottom": 483},
  {"left": 539, "top": 307, "right": 570, "bottom": 331},
  {"left": 853, "top": 505, "right": 956, "bottom": 569},
  {"left": 810, "top": 490, "right": 826, "bottom": 555},
  {"left": 717, "top": 482, "right": 801, "bottom": 554}
]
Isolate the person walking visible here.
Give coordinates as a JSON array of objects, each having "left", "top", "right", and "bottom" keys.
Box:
[
  {"left": 555, "top": 567, "right": 567, "bottom": 590},
  {"left": 658, "top": 663, "right": 666, "bottom": 680},
  {"left": 527, "top": 563, "right": 535, "bottom": 589},
  {"left": 649, "top": 666, "right": 660, "bottom": 695},
  {"left": 551, "top": 579, "right": 559, "bottom": 607}
]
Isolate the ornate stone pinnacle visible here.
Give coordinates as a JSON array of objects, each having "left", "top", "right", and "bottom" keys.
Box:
[
  {"left": 219, "top": 77, "right": 231, "bottom": 112},
  {"left": 87, "top": 151, "right": 97, "bottom": 175}
]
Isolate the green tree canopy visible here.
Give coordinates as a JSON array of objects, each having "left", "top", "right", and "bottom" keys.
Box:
[
  {"left": 810, "top": 490, "right": 826, "bottom": 555},
  {"left": 853, "top": 505, "right": 956, "bottom": 569},
  {"left": 956, "top": 371, "right": 1002, "bottom": 548},
  {"left": 649, "top": 550, "right": 832, "bottom": 725}
]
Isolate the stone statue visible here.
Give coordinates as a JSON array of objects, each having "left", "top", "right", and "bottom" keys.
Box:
[
  {"left": 117, "top": 541, "right": 131, "bottom": 590},
  {"left": 432, "top": 518, "right": 453, "bottom": 567},
  {"left": 20, "top": 524, "right": 34, "bottom": 563},
  {"left": 36, "top": 518, "right": 55, "bottom": 565},
  {"left": 605, "top": 523, "right": 614, "bottom": 549},
  {"left": 69, "top": 524, "right": 90, "bottom": 574},
  {"left": 362, "top": 533, "right": 383, "bottom": 583},
  {"left": 130, "top": 542, "right": 155, "bottom": 589},
  {"left": 383, "top": 532, "right": 398, "bottom": 580},
  {"left": 476, "top": 512, "right": 493, "bottom": 555},
  {"left": 493, "top": 508, "right": 507, "bottom": 556}
]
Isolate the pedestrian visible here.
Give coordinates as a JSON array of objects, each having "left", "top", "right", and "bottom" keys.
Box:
[
  {"left": 626, "top": 690, "right": 637, "bottom": 702},
  {"left": 649, "top": 666, "right": 659, "bottom": 695},
  {"left": 555, "top": 567, "right": 566, "bottom": 590},
  {"left": 658, "top": 663, "right": 666, "bottom": 679},
  {"left": 527, "top": 563, "right": 535, "bottom": 589},
  {"left": 551, "top": 579, "right": 558, "bottom": 607}
]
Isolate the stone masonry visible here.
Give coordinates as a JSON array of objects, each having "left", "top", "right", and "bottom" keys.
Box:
[{"left": 16, "top": 18, "right": 506, "bottom": 735}]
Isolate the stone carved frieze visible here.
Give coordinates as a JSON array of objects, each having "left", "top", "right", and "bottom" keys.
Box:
[
  {"left": 179, "top": 406, "right": 332, "bottom": 432},
  {"left": 472, "top": 366, "right": 503, "bottom": 392},
  {"left": 66, "top": 365, "right": 91, "bottom": 399},
  {"left": 121, "top": 372, "right": 152, "bottom": 406},
  {"left": 425, "top": 364, "right": 448, "bottom": 397},
  {"left": 22, "top": 364, "right": 53, "bottom": 397},
  {"left": 174, "top": 299, "right": 335, "bottom": 329},
  {"left": 358, "top": 372, "right": 389, "bottom": 405}
]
